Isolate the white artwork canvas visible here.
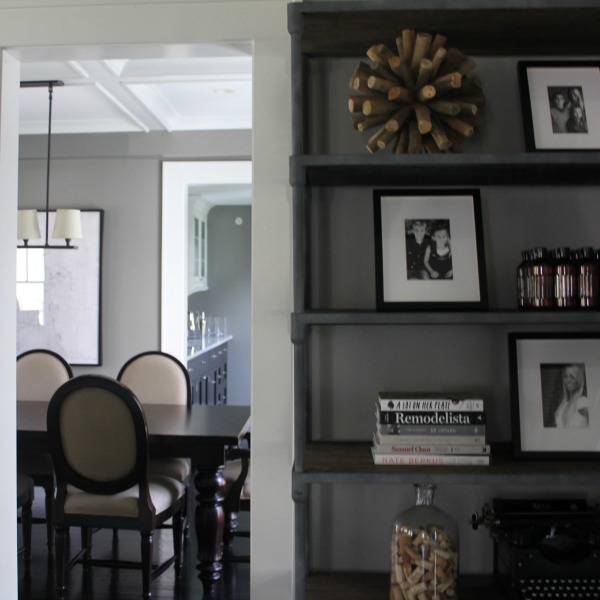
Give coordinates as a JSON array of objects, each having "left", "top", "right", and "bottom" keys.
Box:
[{"left": 17, "top": 210, "right": 103, "bottom": 365}]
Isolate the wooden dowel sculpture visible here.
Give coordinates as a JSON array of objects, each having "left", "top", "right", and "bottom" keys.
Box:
[{"left": 349, "top": 29, "right": 485, "bottom": 154}]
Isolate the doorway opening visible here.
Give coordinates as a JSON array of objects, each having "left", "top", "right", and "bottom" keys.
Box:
[{"left": 161, "top": 160, "right": 252, "bottom": 405}]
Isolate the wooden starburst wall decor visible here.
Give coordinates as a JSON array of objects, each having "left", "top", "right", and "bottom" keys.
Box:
[{"left": 349, "top": 30, "right": 485, "bottom": 154}]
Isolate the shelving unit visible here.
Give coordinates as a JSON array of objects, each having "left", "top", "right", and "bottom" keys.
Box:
[{"left": 288, "top": 2, "right": 600, "bottom": 599}]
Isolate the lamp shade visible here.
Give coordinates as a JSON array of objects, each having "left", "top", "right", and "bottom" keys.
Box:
[
  {"left": 17, "top": 210, "right": 41, "bottom": 242},
  {"left": 52, "top": 209, "right": 82, "bottom": 241}
]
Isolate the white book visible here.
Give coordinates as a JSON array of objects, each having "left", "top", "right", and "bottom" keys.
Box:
[
  {"left": 371, "top": 447, "right": 490, "bottom": 466},
  {"left": 373, "top": 438, "right": 490, "bottom": 455},
  {"left": 374, "top": 430, "right": 486, "bottom": 446},
  {"left": 377, "top": 422, "right": 486, "bottom": 436},
  {"left": 378, "top": 397, "right": 484, "bottom": 412}
]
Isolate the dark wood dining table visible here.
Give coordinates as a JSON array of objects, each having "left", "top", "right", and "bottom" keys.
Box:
[{"left": 17, "top": 400, "right": 251, "bottom": 595}]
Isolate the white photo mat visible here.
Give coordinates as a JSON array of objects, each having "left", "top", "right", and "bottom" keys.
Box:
[
  {"left": 375, "top": 191, "right": 485, "bottom": 307},
  {"left": 511, "top": 335, "right": 600, "bottom": 456},
  {"left": 522, "top": 62, "right": 600, "bottom": 150}
]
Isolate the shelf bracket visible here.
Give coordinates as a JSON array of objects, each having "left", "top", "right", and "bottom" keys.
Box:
[
  {"left": 292, "top": 480, "right": 309, "bottom": 504},
  {"left": 291, "top": 313, "right": 309, "bottom": 344}
]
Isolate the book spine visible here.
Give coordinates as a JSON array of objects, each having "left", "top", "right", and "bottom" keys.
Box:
[
  {"left": 378, "top": 410, "right": 485, "bottom": 426},
  {"left": 378, "top": 398, "right": 484, "bottom": 411},
  {"left": 374, "top": 433, "right": 487, "bottom": 445},
  {"left": 372, "top": 451, "right": 490, "bottom": 466},
  {"left": 378, "top": 423, "right": 485, "bottom": 436},
  {"left": 373, "top": 442, "right": 490, "bottom": 455}
]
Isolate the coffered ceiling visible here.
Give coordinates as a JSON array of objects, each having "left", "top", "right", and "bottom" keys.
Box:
[{"left": 18, "top": 42, "right": 253, "bottom": 135}]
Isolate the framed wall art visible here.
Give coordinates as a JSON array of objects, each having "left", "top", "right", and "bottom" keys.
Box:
[
  {"left": 16, "top": 209, "right": 103, "bottom": 366},
  {"left": 518, "top": 60, "right": 600, "bottom": 151},
  {"left": 509, "top": 332, "right": 600, "bottom": 459},
  {"left": 373, "top": 189, "right": 487, "bottom": 311}
]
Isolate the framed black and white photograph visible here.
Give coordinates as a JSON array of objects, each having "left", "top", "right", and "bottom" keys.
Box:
[
  {"left": 518, "top": 60, "right": 600, "bottom": 151},
  {"left": 509, "top": 332, "right": 600, "bottom": 459},
  {"left": 373, "top": 189, "right": 487, "bottom": 311},
  {"left": 16, "top": 209, "right": 103, "bottom": 366}
]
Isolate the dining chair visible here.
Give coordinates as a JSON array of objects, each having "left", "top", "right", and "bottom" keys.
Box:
[
  {"left": 117, "top": 350, "right": 251, "bottom": 549},
  {"left": 17, "top": 472, "right": 35, "bottom": 567},
  {"left": 17, "top": 348, "right": 73, "bottom": 547},
  {"left": 117, "top": 351, "right": 193, "bottom": 531},
  {"left": 47, "top": 374, "right": 186, "bottom": 600},
  {"left": 222, "top": 433, "right": 251, "bottom": 563},
  {"left": 117, "top": 351, "right": 192, "bottom": 481}
]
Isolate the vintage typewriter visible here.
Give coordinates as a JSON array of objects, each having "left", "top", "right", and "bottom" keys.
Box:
[{"left": 471, "top": 498, "right": 600, "bottom": 599}]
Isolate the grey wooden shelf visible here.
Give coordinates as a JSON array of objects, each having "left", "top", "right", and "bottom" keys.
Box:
[
  {"left": 290, "top": 154, "right": 600, "bottom": 187},
  {"left": 291, "top": 310, "right": 600, "bottom": 343},
  {"left": 288, "top": 0, "right": 600, "bottom": 58},
  {"left": 293, "top": 442, "right": 600, "bottom": 486},
  {"left": 305, "top": 573, "right": 504, "bottom": 600}
]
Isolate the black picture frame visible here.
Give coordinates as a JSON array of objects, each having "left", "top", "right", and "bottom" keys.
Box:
[
  {"left": 518, "top": 60, "right": 600, "bottom": 152},
  {"left": 509, "top": 332, "right": 600, "bottom": 459},
  {"left": 373, "top": 189, "right": 487, "bottom": 311},
  {"left": 16, "top": 209, "right": 103, "bottom": 366}
]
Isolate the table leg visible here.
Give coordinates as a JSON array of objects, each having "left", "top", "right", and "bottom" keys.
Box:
[{"left": 193, "top": 464, "right": 226, "bottom": 594}]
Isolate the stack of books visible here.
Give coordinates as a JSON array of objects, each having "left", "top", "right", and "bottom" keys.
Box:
[{"left": 372, "top": 391, "right": 490, "bottom": 466}]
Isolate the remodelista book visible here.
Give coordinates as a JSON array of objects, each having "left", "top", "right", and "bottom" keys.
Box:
[
  {"left": 377, "top": 408, "right": 485, "bottom": 426},
  {"left": 378, "top": 392, "right": 484, "bottom": 412},
  {"left": 371, "top": 448, "right": 490, "bottom": 466}
]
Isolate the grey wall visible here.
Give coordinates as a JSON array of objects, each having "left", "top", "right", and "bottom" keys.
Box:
[
  {"left": 0, "top": 7, "right": 294, "bottom": 595},
  {"left": 189, "top": 205, "right": 252, "bottom": 405},
  {"left": 304, "top": 54, "right": 600, "bottom": 575},
  {"left": 18, "top": 130, "right": 252, "bottom": 379}
]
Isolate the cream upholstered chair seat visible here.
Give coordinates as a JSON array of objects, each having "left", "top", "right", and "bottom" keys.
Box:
[
  {"left": 64, "top": 476, "right": 184, "bottom": 517},
  {"left": 148, "top": 458, "right": 191, "bottom": 481},
  {"left": 17, "top": 349, "right": 73, "bottom": 547},
  {"left": 47, "top": 374, "right": 185, "bottom": 600}
]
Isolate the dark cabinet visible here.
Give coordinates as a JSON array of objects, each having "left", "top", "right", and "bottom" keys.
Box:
[
  {"left": 188, "top": 341, "right": 228, "bottom": 405},
  {"left": 209, "top": 344, "right": 228, "bottom": 406},
  {"left": 188, "top": 353, "right": 209, "bottom": 405}
]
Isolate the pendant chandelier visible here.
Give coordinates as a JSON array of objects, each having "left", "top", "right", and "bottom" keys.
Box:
[{"left": 17, "top": 80, "right": 82, "bottom": 249}]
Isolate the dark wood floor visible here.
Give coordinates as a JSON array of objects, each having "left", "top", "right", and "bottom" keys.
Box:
[{"left": 18, "top": 494, "right": 250, "bottom": 600}]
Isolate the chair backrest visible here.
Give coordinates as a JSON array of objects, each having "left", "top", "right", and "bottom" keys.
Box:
[
  {"left": 17, "top": 349, "right": 73, "bottom": 402},
  {"left": 117, "top": 351, "right": 191, "bottom": 406},
  {"left": 47, "top": 375, "right": 149, "bottom": 497}
]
